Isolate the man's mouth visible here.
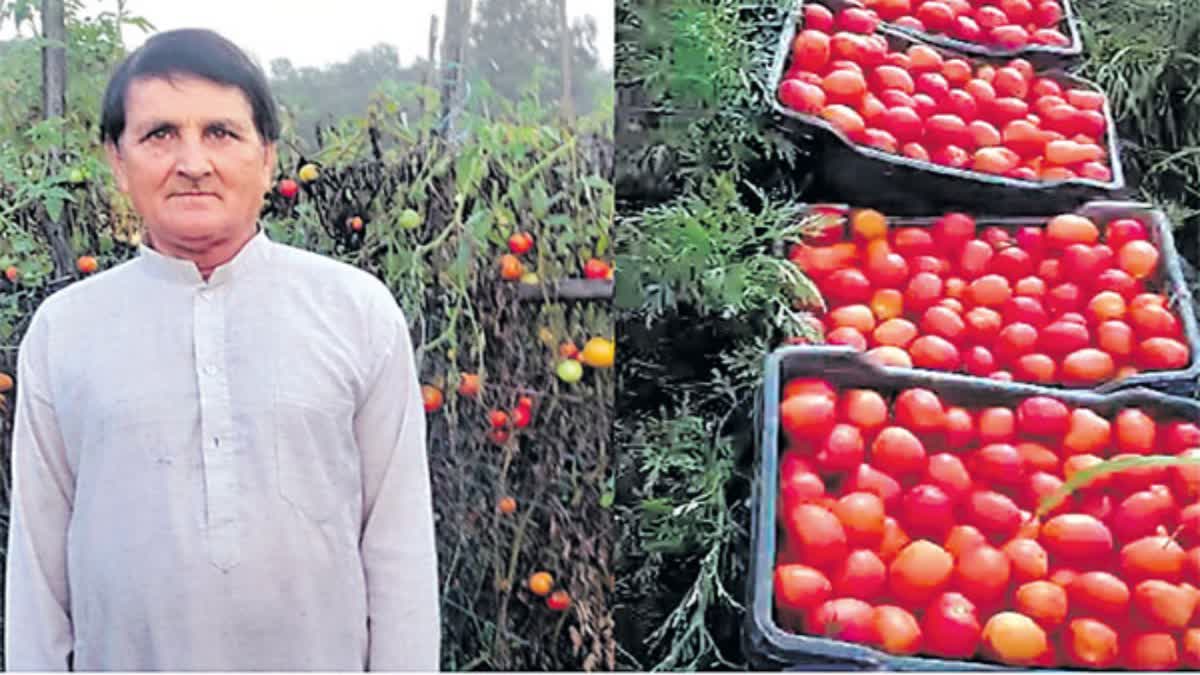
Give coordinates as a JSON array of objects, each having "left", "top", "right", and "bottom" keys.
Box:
[{"left": 173, "top": 191, "right": 218, "bottom": 198}]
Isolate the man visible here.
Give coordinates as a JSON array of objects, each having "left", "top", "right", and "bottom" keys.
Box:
[{"left": 4, "top": 28, "right": 440, "bottom": 671}]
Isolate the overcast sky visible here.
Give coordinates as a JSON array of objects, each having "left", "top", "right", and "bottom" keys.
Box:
[{"left": 4, "top": 1, "right": 613, "bottom": 71}]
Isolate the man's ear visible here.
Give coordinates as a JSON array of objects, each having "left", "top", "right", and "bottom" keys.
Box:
[
  {"left": 104, "top": 141, "right": 129, "bottom": 193},
  {"left": 262, "top": 141, "right": 277, "bottom": 186}
]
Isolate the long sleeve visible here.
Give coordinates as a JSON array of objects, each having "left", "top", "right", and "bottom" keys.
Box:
[
  {"left": 354, "top": 298, "right": 440, "bottom": 672},
  {"left": 5, "top": 309, "right": 75, "bottom": 671}
]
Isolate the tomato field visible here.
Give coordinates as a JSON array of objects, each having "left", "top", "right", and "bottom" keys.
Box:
[{"left": 0, "top": 2, "right": 615, "bottom": 671}]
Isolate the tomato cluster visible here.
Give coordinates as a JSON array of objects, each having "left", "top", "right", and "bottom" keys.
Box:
[
  {"left": 872, "top": 0, "right": 1071, "bottom": 51},
  {"left": 774, "top": 378, "right": 1200, "bottom": 669},
  {"left": 777, "top": 3, "right": 1112, "bottom": 182},
  {"left": 790, "top": 208, "right": 1191, "bottom": 385}
]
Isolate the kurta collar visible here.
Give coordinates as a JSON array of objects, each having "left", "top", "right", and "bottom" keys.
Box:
[{"left": 137, "top": 224, "right": 272, "bottom": 287}]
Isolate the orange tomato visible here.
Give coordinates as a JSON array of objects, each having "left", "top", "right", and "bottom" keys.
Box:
[
  {"left": 528, "top": 571, "right": 554, "bottom": 596},
  {"left": 422, "top": 385, "right": 444, "bottom": 412}
]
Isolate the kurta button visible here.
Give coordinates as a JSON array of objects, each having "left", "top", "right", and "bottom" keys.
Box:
[{"left": 204, "top": 364, "right": 218, "bottom": 375}]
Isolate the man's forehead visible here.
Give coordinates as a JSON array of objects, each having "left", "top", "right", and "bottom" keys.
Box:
[{"left": 124, "top": 74, "right": 255, "bottom": 123}]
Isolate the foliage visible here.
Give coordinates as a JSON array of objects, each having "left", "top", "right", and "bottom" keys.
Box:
[
  {"left": 1076, "top": 0, "right": 1200, "bottom": 227},
  {"left": 466, "top": 0, "right": 607, "bottom": 120},
  {"left": 614, "top": 172, "right": 822, "bottom": 331},
  {"left": 0, "top": 2, "right": 615, "bottom": 672},
  {"left": 615, "top": 0, "right": 802, "bottom": 202}
]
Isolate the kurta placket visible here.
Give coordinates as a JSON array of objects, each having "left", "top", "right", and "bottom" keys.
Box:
[{"left": 193, "top": 281, "right": 240, "bottom": 571}]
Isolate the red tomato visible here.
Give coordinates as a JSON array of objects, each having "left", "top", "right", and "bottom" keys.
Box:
[
  {"left": 912, "top": 92, "right": 939, "bottom": 119},
  {"left": 845, "top": 464, "right": 903, "bottom": 512},
  {"left": 902, "top": 142, "right": 930, "bottom": 162},
  {"left": 963, "top": 490, "right": 1022, "bottom": 541},
  {"left": 972, "top": 147, "right": 1019, "bottom": 174},
  {"left": 781, "top": 393, "right": 837, "bottom": 441},
  {"left": 1136, "top": 337, "right": 1190, "bottom": 370},
  {"left": 1002, "top": 119, "right": 1046, "bottom": 158},
  {"left": 804, "top": 4, "right": 835, "bottom": 32},
  {"left": 792, "top": 29, "right": 831, "bottom": 71},
  {"left": 969, "top": 120, "right": 1001, "bottom": 148},
  {"left": 808, "top": 598, "right": 878, "bottom": 642},
  {"left": 862, "top": 128, "right": 899, "bottom": 152},
  {"left": 775, "top": 564, "right": 833, "bottom": 613},
  {"left": 1041, "top": 514, "right": 1114, "bottom": 564},
  {"left": 779, "top": 80, "right": 827, "bottom": 114},
  {"left": 1038, "top": 320, "right": 1089, "bottom": 357},
  {"left": 910, "top": 335, "right": 961, "bottom": 370},
  {"left": 871, "top": 65, "right": 915, "bottom": 95},
  {"left": 964, "top": 307, "right": 1004, "bottom": 345},
  {"left": 991, "top": 25, "right": 1030, "bottom": 49},
  {"left": 823, "top": 69, "right": 868, "bottom": 101},
  {"left": 825, "top": 268, "right": 873, "bottom": 304},
  {"left": 907, "top": 44, "right": 944, "bottom": 72},
  {"left": 976, "top": 6, "right": 1008, "bottom": 30},
  {"left": 1034, "top": 0, "right": 1063, "bottom": 28},
  {"left": 833, "top": 549, "right": 888, "bottom": 600},
  {"left": 994, "top": 67, "right": 1028, "bottom": 99},
  {"left": 1067, "top": 88, "right": 1106, "bottom": 111},
  {"left": 1016, "top": 396, "right": 1069, "bottom": 437},
  {"left": 816, "top": 423, "right": 866, "bottom": 473},
  {"left": 836, "top": 7, "right": 880, "bottom": 34},
  {"left": 964, "top": 345, "right": 996, "bottom": 376},
  {"left": 955, "top": 544, "right": 1013, "bottom": 605},
  {"left": 786, "top": 503, "right": 848, "bottom": 569},
  {"left": 822, "top": 104, "right": 867, "bottom": 139},
  {"left": 902, "top": 484, "right": 956, "bottom": 539},
  {"left": 994, "top": 322, "right": 1038, "bottom": 365},
  {"left": 1032, "top": 28, "right": 1071, "bottom": 46},
  {"left": 922, "top": 592, "right": 982, "bottom": 658},
  {"left": 872, "top": 426, "right": 929, "bottom": 479},
  {"left": 904, "top": 272, "right": 944, "bottom": 312}
]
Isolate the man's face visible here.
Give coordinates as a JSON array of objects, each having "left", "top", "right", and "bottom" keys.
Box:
[{"left": 105, "top": 74, "right": 276, "bottom": 250}]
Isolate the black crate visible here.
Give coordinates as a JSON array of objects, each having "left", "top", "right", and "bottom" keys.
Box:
[
  {"left": 744, "top": 345, "right": 1200, "bottom": 671},
  {"left": 767, "top": 0, "right": 1128, "bottom": 216},
  {"left": 793, "top": 200, "right": 1200, "bottom": 396}
]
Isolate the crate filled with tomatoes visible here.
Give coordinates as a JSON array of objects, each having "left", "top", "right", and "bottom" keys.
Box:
[
  {"left": 746, "top": 345, "right": 1200, "bottom": 670},
  {"left": 864, "top": 0, "right": 1082, "bottom": 68},
  {"left": 787, "top": 201, "right": 1200, "bottom": 396},
  {"left": 768, "top": 0, "right": 1125, "bottom": 215}
]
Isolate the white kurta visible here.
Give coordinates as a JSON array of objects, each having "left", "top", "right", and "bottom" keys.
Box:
[{"left": 4, "top": 227, "right": 440, "bottom": 671}]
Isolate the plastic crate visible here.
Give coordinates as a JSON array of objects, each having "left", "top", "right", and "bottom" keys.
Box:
[
  {"left": 873, "top": 0, "right": 1084, "bottom": 70},
  {"left": 766, "top": 0, "right": 1128, "bottom": 216},
  {"left": 744, "top": 344, "right": 1200, "bottom": 671},
  {"left": 791, "top": 200, "right": 1200, "bottom": 396}
]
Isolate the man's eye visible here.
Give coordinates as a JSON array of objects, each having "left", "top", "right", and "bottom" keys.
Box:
[
  {"left": 210, "top": 128, "right": 232, "bottom": 139},
  {"left": 149, "top": 128, "right": 171, "bottom": 140}
]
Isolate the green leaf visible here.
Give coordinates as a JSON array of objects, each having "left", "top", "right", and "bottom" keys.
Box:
[
  {"left": 44, "top": 195, "right": 63, "bottom": 224},
  {"left": 466, "top": 208, "right": 493, "bottom": 245},
  {"left": 1037, "top": 454, "right": 1200, "bottom": 517},
  {"left": 581, "top": 174, "right": 610, "bottom": 191},
  {"left": 599, "top": 491, "right": 614, "bottom": 509}
]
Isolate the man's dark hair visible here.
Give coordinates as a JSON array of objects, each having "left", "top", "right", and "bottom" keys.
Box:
[{"left": 100, "top": 28, "right": 280, "bottom": 146}]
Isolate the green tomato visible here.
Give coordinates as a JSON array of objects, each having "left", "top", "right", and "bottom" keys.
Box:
[
  {"left": 399, "top": 208, "right": 422, "bottom": 230},
  {"left": 556, "top": 359, "right": 583, "bottom": 383},
  {"left": 68, "top": 168, "right": 85, "bottom": 184}
]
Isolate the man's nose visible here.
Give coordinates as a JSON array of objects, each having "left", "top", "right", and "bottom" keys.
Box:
[{"left": 174, "top": 134, "right": 213, "bottom": 179}]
